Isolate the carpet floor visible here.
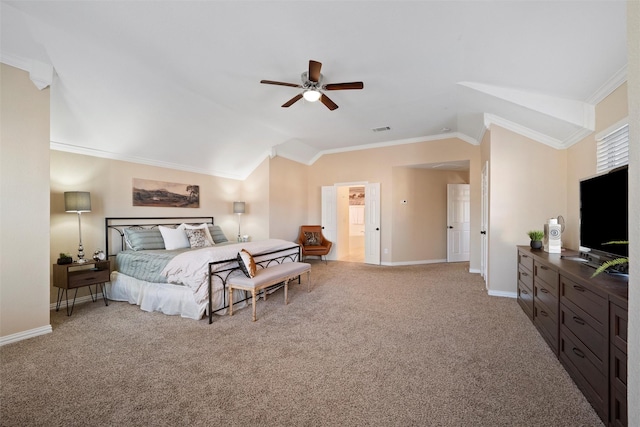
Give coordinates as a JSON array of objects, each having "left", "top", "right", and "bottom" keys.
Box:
[{"left": 1, "top": 261, "right": 603, "bottom": 426}]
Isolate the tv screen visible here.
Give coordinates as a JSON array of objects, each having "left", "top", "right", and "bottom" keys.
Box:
[{"left": 579, "top": 166, "right": 628, "bottom": 258}]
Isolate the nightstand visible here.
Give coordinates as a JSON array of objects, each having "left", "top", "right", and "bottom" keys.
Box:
[{"left": 53, "top": 260, "right": 111, "bottom": 316}]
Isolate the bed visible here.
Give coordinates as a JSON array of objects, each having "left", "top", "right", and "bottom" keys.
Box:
[{"left": 105, "top": 217, "right": 301, "bottom": 323}]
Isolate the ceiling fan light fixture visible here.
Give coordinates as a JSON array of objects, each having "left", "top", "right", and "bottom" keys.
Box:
[{"left": 303, "top": 89, "right": 321, "bottom": 102}]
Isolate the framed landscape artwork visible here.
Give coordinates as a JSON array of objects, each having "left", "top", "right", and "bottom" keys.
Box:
[{"left": 133, "top": 178, "right": 199, "bottom": 208}]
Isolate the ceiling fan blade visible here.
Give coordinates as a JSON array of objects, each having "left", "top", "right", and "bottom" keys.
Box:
[
  {"left": 282, "top": 93, "right": 303, "bottom": 108},
  {"left": 323, "top": 82, "right": 364, "bottom": 91},
  {"left": 320, "top": 94, "right": 338, "bottom": 111},
  {"left": 309, "top": 60, "right": 322, "bottom": 83},
  {"left": 260, "top": 80, "right": 302, "bottom": 88}
]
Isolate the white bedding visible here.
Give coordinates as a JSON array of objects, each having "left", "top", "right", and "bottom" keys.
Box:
[
  {"left": 108, "top": 238, "right": 299, "bottom": 320},
  {"left": 162, "top": 238, "right": 299, "bottom": 306},
  {"left": 107, "top": 271, "right": 248, "bottom": 319}
]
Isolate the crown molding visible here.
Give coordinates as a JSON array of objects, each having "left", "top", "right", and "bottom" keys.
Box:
[
  {"left": 1, "top": 52, "right": 53, "bottom": 90},
  {"left": 49, "top": 141, "right": 250, "bottom": 181},
  {"left": 586, "top": 65, "right": 627, "bottom": 105},
  {"left": 305, "top": 132, "right": 479, "bottom": 165},
  {"left": 484, "top": 113, "right": 564, "bottom": 149}
]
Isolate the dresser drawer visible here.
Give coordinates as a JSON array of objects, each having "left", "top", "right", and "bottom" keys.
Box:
[
  {"left": 518, "top": 251, "right": 534, "bottom": 272},
  {"left": 560, "top": 330, "right": 607, "bottom": 419},
  {"left": 518, "top": 264, "right": 533, "bottom": 289},
  {"left": 67, "top": 268, "right": 110, "bottom": 288},
  {"left": 611, "top": 384, "right": 628, "bottom": 427},
  {"left": 560, "top": 275, "right": 607, "bottom": 327},
  {"left": 610, "top": 302, "right": 628, "bottom": 353},
  {"left": 611, "top": 344, "right": 627, "bottom": 389},
  {"left": 535, "top": 282, "right": 557, "bottom": 316},
  {"left": 534, "top": 300, "right": 557, "bottom": 353},
  {"left": 534, "top": 261, "right": 558, "bottom": 293},
  {"left": 518, "top": 281, "right": 534, "bottom": 320},
  {"left": 560, "top": 303, "right": 606, "bottom": 366}
]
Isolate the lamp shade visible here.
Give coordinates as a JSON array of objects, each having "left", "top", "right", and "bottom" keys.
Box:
[
  {"left": 64, "top": 191, "right": 91, "bottom": 212},
  {"left": 233, "top": 201, "right": 245, "bottom": 214}
]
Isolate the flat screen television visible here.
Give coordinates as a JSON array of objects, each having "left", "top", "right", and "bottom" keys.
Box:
[{"left": 579, "top": 166, "right": 628, "bottom": 260}]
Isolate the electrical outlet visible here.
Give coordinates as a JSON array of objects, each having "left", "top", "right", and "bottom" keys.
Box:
[{"left": 384, "top": 248, "right": 388, "bottom": 254}]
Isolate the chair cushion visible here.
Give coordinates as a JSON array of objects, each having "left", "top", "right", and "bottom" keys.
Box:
[{"left": 303, "top": 231, "right": 321, "bottom": 246}]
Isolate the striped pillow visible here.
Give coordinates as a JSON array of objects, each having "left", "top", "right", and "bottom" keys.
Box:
[
  {"left": 124, "top": 228, "right": 166, "bottom": 251},
  {"left": 208, "top": 225, "right": 229, "bottom": 244}
]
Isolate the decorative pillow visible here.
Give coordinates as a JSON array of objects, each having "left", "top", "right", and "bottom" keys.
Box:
[
  {"left": 304, "top": 231, "right": 321, "bottom": 246},
  {"left": 123, "top": 228, "right": 165, "bottom": 251},
  {"left": 208, "top": 225, "right": 229, "bottom": 244},
  {"left": 180, "top": 223, "right": 214, "bottom": 246},
  {"left": 237, "top": 249, "right": 256, "bottom": 278},
  {"left": 158, "top": 226, "right": 190, "bottom": 250},
  {"left": 185, "top": 228, "right": 213, "bottom": 248}
]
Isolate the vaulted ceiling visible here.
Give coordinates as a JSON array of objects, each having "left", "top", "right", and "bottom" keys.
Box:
[{"left": 1, "top": 1, "right": 628, "bottom": 179}]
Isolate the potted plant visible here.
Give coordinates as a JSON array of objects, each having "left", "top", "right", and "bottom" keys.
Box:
[
  {"left": 591, "top": 241, "right": 629, "bottom": 277},
  {"left": 57, "top": 252, "right": 73, "bottom": 265},
  {"left": 527, "top": 230, "right": 544, "bottom": 249}
]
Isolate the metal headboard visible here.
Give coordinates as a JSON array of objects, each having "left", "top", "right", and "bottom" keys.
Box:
[{"left": 105, "top": 216, "right": 214, "bottom": 258}]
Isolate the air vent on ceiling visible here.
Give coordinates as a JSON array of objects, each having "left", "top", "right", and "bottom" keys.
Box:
[{"left": 372, "top": 126, "right": 391, "bottom": 132}]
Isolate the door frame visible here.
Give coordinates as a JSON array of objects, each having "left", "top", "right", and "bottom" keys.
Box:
[{"left": 322, "top": 181, "right": 381, "bottom": 265}]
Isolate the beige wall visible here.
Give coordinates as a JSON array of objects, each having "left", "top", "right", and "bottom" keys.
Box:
[
  {"left": 242, "top": 157, "right": 270, "bottom": 241},
  {"left": 487, "top": 125, "right": 567, "bottom": 294},
  {"left": 565, "top": 83, "right": 629, "bottom": 249},
  {"left": 0, "top": 64, "right": 51, "bottom": 338},
  {"left": 50, "top": 150, "right": 245, "bottom": 303},
  {"left": 306, "top": 138, "right": 481, "bottom": 267},
  {"left": 392, "top": 167, "right": 469, "bottom": 262},
  {"left": 268, "top": 156, "right": 308, "bottom": 242},
  {"left": 626, "top": 1, "right": 639, "bottom": 424}
]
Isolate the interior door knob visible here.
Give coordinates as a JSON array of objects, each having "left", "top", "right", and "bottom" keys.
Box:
[{"left": 448, "top": 226, "right": 453, "bottom": 229}]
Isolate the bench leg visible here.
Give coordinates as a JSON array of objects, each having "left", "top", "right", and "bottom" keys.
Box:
[
  {"left": 285, "top": 280, "right": 288, "bottom": 305},
  {"left": 228, "top": 286, "right": 234, "bottom": 316},
  {"left": 307, "top": 271, "right": 311, "bottom": 292},
  {"left": 251, "top": 289, "right": 257, "bottom": 322}
]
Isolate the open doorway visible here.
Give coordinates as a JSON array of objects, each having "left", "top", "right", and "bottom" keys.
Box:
[{"left": 337, "top": 185, "right": 365, "bottom": 262}]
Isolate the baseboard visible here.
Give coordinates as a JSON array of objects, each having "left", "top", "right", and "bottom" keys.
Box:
[
  {"left": 49, "top": 293, "right": 106, "bottom": 311},
  {"left": 488, "top": 290, "right": 517, "bottom": 299},
  {"left": 468, "top": 268, "right": 481, "bottom": 274},
  {"left": 381, "top": 259, "right": 447, "bottom": 266},
  {"left": 0, "top": 325, "right": 52, "bottom": 346}
]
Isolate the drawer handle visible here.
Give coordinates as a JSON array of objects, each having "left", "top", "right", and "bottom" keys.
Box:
[
  {"left": 540, "top": 288, "right": 549, "bottom": 294},
  {"left": 521, "top": 289, "right": 529, "bottom": 295},
  {"left": 540, "top": 265, "right": 549, "bottom": 270},
  {"left": 521, "top": 272, "right": 529, "bottom": 277},
  {"left": 522, "top": 255, "right": 529, "bottom": 258},
  {"left": 540, "top": 310, "right": 548, "bottom": 317},
  {"left": 572, "top": 347, "right": 585, "bottom": 358},
  {"left": 573, "top": 285, "right": 585, "bottom": 292},
  {"left": 573, "top": 316, "right": 585, "bottom": 325}
]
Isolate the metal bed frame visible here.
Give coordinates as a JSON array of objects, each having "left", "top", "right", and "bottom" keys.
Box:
[{"left": 105, "top": 216, "right": 301, "bottom": 324}]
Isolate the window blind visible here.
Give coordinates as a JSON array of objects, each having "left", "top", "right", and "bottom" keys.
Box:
[{"left": 596, "top": 123, "right": 629, "bottom": 173}]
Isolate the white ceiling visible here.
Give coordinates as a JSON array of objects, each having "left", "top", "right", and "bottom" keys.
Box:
[{"left": 1, "top": 1, "right": 628, "bottom": 180}]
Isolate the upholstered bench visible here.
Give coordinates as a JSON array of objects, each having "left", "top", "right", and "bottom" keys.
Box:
[{"left": 228, "top": 262, "right": 311, "bottom": 321}]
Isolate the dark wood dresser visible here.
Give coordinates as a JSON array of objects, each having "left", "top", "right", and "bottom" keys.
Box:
[{"left": 516, "top": 246, "right": 628, "bottom": 426}]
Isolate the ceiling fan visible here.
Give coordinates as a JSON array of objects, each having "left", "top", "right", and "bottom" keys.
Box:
[{"left": 260, "top": 60, "right": 364, "bottom": 111}]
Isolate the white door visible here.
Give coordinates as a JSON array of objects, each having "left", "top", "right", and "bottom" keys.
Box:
[
  {"left": 364, "top": 183, "right": 381, "bottom": 265},
  {"left": 447, "top": 184, "right": 471, "bottom": 262},
  {"left": 321, "top": 186, "right": 337, "bottom": 260},
  {"left": 481, "top": 162, "right": 489, "bottom": 286}
]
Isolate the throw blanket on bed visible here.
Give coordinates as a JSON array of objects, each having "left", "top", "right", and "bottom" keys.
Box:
[{"left": 162, "top": 239, "right": 299, "bottom": 304}]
